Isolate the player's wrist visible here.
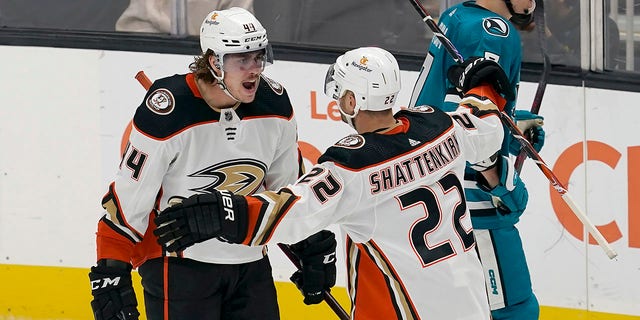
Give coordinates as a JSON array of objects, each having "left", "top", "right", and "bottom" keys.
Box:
[{"left": 97, "top": 258, "right": 132, "bottom": 270}]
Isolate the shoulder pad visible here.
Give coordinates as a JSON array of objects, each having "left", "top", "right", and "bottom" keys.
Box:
[
  {"left": 405, "top": 105, "right": 437, "bottom": 114},
  {"left": 133, "top": 74, "right": 217, "bottom": 139},
  {"left": 319, "top": 110, "right": 455, "bottom": 170},
  {"left": 145, "top": 88, "right": 176, "bottom": 115},
  {"left": 334, "top": 134, "right": 366, "bottom": 149},
  {"left": 261, "top": 74, "right": 284, "bottom": 95}
]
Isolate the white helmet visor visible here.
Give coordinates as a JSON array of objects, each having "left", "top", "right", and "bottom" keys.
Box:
[
  {"left": 324, "top": 63, "right": 343, "bottom": 100},
  {"left": 221, "top": 46, "right": 274, "bottom": 73}
]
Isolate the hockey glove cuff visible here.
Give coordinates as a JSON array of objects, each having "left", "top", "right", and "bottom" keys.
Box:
[
  {"left": 447, "top": 57, "right": 516, "bottom": 101},
  {"left": 289, "top": 230, "right": 337, "bottom": 305},
  {"left": 509, "top": 110, "right": 545, "bottom": 153},
  {"left": 469, "top": 152, "right": 499, "bottom": 172},
  {"left": 476, "top": 156, "right": 528, "bottom": 218},
  {"left": 89, "top": 263, "right": 139, "bottom": 320},
  {"left": 154, "top": 190, "right": 248, "bottom": 252}
]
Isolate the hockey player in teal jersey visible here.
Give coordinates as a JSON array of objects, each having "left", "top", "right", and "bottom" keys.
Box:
[{"left": 410, "top": 1, "right": 544, "bottom": 319}]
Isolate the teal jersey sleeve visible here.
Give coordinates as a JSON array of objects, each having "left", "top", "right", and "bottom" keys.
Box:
[{"left": 410, "top": 1, "right": 522, "bottom": 115}]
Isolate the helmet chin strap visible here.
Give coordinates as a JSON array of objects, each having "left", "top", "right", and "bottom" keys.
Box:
[
  {"left": 208, "top": 66, "right": 241, "bottom": 103},
  {"left": 338, "top": 104, "right": 360, "bottom": 131},
  {"left": 504, "top": 0, "right": 536, "bottom": 28}
]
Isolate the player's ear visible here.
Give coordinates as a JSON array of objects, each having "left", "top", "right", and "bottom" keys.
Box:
[
  {"left": 208, "top": 54, "right": 222, "bottom": 75},
  {"left": 345, "top": 91, "right": 357, "bottom": 109},
  {"left": 338, "top": 91, "right": 355, "bottom": 115}
]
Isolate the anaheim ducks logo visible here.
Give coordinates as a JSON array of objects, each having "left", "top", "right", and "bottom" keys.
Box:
[
  {"left": 335, "top": 134, "right": 365, "bottom": 149},
  {"left": 188, "top": 159, "right": 267, "bottom": 196},
  {"left": 482, "top": 17, "right": 509, "bottom": 37},
  {"left": 407, "top": 105, "right": 435, "bottom": 113},
  {"left": 146, "top": 88, "right": 175, "bottom": 115}
]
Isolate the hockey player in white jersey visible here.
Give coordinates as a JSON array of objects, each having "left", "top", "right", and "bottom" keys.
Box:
[
  {"left": 154, "top": 47, "right": 518, "bottom": 319},
  {"left": 88, "top": 7, "right": 339, "bottom": 320}
]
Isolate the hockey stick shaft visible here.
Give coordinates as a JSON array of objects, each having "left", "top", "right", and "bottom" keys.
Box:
[
  {"left": 408, "top": 0, "right": 617, "bottom": 259},
  {"left": 408, "top": 0, "right": 463, "bottom": 63},
  {"left": 514, "top": 0, "right": 551, "bottom": 172},
  {"left": 134, "top": 71, "right": 153, "bottom": 90},
  {"left": 134, "top": 70, "right": 350, "bottom": 319},
  {"left": 500, "top": 116, "right": 617, "bottom": 259}
]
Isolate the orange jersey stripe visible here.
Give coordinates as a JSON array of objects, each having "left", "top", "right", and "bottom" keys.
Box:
[{"left": 348, "top": 240, "right": 420, "bottom": 320}]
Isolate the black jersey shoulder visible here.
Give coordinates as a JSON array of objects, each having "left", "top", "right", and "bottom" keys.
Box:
[
  {"left": 133, "top": 74, "right": 218, "bottom": 139},
  {"left": 318, "top": 108, "right": 454, "bottom": 170},
  {"left": 133, "top": 74, "right": 293, "bottom": 139},
  {"left": 234, "top": 74, "right": 294, "bottom": 120}
]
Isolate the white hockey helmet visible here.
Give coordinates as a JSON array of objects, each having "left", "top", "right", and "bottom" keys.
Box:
[
  {"left": 200, "top": 7, "right": 273, "bottom": 71},
  {"left": 324, "top": 47, "right": 401, "bottom": 112}
]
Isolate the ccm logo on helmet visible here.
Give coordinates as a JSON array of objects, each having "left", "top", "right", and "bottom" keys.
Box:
[
  {"left": 245, "top": 35, "right": 264, "bottom": 42},
  {"left": 219, "top": 190, "right": 235, "bottom": 221}
]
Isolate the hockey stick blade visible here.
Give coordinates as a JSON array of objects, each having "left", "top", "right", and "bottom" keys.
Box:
[
  {"left": 134, "top": 71, "right": 350, "bottom": 319},
  {"left": 408, "top": 0, "right": 618, "bottom": 259}
]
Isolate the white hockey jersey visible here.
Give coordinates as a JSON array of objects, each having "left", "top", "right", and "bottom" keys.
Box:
[
  {"left": 239, "top": 104, "right": 503, "bottom": 319},
  {"left": 97, "top": 73, "right": 302, "bottom": 266}
]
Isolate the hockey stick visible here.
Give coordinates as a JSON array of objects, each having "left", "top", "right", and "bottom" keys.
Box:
[
  {"left": 408, "top": 0, "right": 618, "bottom": 259},
  {"left": 277, "top": 243, "right": 350, "bottom": 320},
  {"left": 514, "top": 0, "right": 551, "bottom": 173},
  {"left": 134, "top": 71, "right": 350, "bottom": 319}
]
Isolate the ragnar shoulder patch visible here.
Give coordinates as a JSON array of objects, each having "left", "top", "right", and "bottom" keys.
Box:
[
  {"left": 335, "top": 134, "right": 365, "bottom": 149},
  {"left": 261, "top": 75, "right": 284, "bottom": 95},
  {"left": 146, "top": 88, "right": 175, "bottom": 115}
]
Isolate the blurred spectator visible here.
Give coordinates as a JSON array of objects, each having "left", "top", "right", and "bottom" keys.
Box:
[
  {"left": 0, "top": 0, "right": 128, "bottom": 31},
  {"left": 254, "top": 0, "right": 436, "bottom": 54},
  {"left": 603, "top": 0, "right": 622, "bottom": 69},
  {"left": 115, "top": 0, "right": 253, "bottom": 35},
  {"left": 522, "top": 0, "right": 620, "bottom": 69}
]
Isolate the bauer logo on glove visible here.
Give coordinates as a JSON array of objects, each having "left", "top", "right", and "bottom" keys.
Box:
[{"left": 153, "top": 191, "right": 249, "bottom": 252}]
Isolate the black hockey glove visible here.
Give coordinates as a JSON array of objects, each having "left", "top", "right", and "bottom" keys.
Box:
[
  {"left": 89, "top": 262, "right": 139, "bottom": 320},
  {"left": 447, "top": 57, "right": 516, "bottom": 101},
  {"left": 289, "top": 230, "right": 337, "bottom": 305},
  {"left": 153, "top": 190, "right": 248, "bottom": 252}
]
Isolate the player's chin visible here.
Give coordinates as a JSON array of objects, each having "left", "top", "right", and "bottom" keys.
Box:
[
  {"left": 237, "top": 81, "right": 259, "bottom": 102},
  {"left": 235, "top": 90, "right": 257, "bottom": 103}
]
